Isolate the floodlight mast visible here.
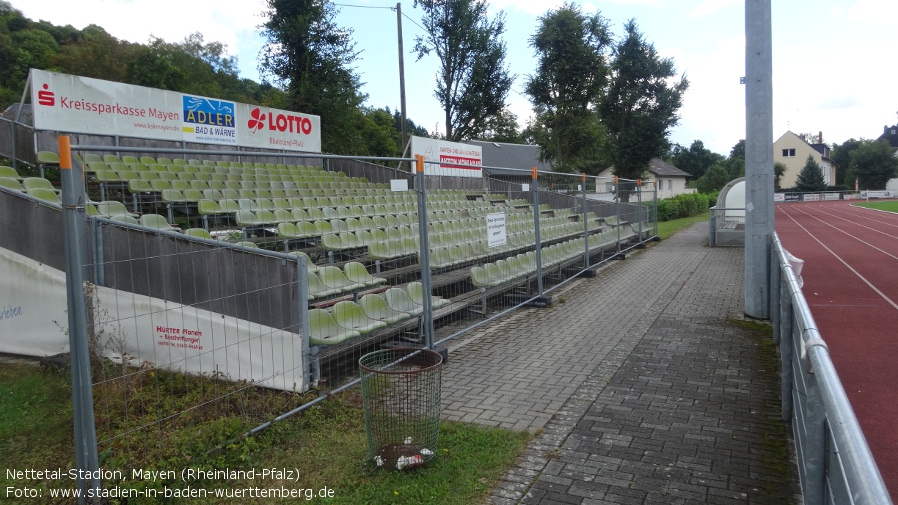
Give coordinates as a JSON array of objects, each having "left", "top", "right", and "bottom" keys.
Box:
[{"left": 744, "top": 0, "right": 774, "bottom": 319}]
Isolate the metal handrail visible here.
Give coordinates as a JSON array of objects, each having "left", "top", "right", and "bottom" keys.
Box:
[{"left": 772, "top": 232, "right": 892, "bottom": 504}]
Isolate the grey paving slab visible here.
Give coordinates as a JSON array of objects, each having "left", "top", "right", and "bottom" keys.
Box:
[{"left": 437, "top": 223, "right": 799, "bottom": 504}]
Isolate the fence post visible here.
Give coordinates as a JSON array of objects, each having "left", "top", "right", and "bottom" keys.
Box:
[
  {"left": 582, "top": 173, "right": 589, "bottom": 269},
  {"left": 532, "top": 167, "right": 544, "bottom": 298},
  {"left": 59, "top": 136, "right": 101, "bottom": 503},
  {"left": 296, "top": 255, "right": 317, "bottom": 388},
  {"left": 653, "top": 180, "right": 659, "bottom": 238},
  {"left": 803, "top": 360, "right": 827, "bottom": 505},
  {"left": 615, "top": 177, "right": 621, "bottom": 254},
  {"left": 414, "top": 155, "right": 435, "bottom": 349},
  {"left": 637, "top": 179, "right": 643, "bottom": 242},
  {"left": 780, "top": 270, "right": 794, "bottom": 421}
]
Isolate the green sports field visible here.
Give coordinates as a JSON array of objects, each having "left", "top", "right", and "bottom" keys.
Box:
[{"left": 853, "top": 200, "right": 898, "bottom": 213}]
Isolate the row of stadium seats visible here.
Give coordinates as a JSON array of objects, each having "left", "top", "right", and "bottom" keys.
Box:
[
  {"left": 470, "top": 231, "right": 631, "bottom": 288},
  {"left": 308, "top": 282, "right": 450, "bottom": 345}
]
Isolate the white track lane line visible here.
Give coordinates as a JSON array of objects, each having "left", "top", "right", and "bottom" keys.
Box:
[
  {"left": 793, "top": 205, "right": 898, "bottom": 242},
  {"left": 787, "top": 205, "right": 898, "bottom": 260},
  {"left": 779, "top": 207, "right": 898, "bottom": 313}
]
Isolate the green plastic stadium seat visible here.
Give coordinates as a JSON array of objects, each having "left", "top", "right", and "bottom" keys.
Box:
[
  {"left": 0, "top": 166, "right": 19, "bottom": 178},
  {"left": 97, "top": 201, "right": 137, "bottom": 218},
  {"left": 22, "top": 177, "right": 56, "bottom": 192},
  {"left": 344, "top": 262, "right": 387, "bottom": 287},
  {"left": 234, "top": 241, "right": 259, "bottom": 248},
  {"left": 332, "top": 300, "right": 388, "bottom": 334},
  {"left": 184, "top": 228, "right": 213, "bottom": 240},
  {"left": 359, "top": 294, "right": 409, "bottom": 324},
  {"left": 319, "top": 265, "right": 364, "bottom": 293},
  {"left": 26, "top": 187, "right": 61, "bottom": 204},
  {"left": 139, "top": 214, "right": 176, "bottom": 230},
  {"left": 0, "top": 177, "right": 24, "bottom": 191},
  {"left": 307, "top": 272, "right": 340, "bottom": 299},
  {"left": 308, "top": 308, "right": 360, "bottom": 345},
  {"left": 384, "top": 287, "right": 423, "bottom": 316},
  {"left": 287, "top": 251, "right": 320, "bottom": 273}
]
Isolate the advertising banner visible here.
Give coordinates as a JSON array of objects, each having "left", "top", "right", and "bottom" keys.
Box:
[
  {"left": 0, "top": 246, "right": 305, "bottom": 392},
  {"left": 409, "top": 136, "right": 482, "bottom": 178},
  {"left": 30, "top": 69, "right": 321, "bottom": 153}
]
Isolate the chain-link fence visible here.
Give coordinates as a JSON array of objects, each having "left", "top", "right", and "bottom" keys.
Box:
[{"left": 3, "top": 138, "right": 657, "bottom": 495}]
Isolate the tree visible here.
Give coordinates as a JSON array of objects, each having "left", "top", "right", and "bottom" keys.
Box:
[
  {"left": 849, "top": 139, "right": 898, "bottom": 190},
  {"left": 525, "top": 3, "right": 611, "bottom": 173},
  {"left": 793, "top": 155, "right": 826, "bottom": 192},
  {"left": 668, "top": 140, "right": 724, "bottom": 180},
  {"left": 478, "top": 108, "right": 523, "bottom": 143},
  {"left": 413, "top": 0, "right": 512, "bottom": 141},
  {"left": 261, "top": 0, "right": 366, "bottom": 154},
  {"left": 694, "top": 163, "right": 731, "bottom": 194},
  {"left": 600, "top": 20, "right": 688, "bottom": 199},
  {"left": 831, "top": 138, "right": 863, "bottom": 187},
  {"left": 774, "top": 161, "right": 786, "bottom": 191}
]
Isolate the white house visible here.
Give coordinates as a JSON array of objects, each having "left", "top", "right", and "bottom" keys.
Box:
[{"left": 596, "top": 158, "right": 694, "bottom": 198}]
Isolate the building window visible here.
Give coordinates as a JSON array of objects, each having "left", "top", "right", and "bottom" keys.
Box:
[
  {"left": 782, "top": 148, "right": 796, "bottom": 157},
  {"left": 668, "top": 179, "right": 673, "bottom": 191}
]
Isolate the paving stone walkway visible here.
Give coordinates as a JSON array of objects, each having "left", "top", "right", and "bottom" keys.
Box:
[{"left": 439, "top": 223, "right": 800, "bottom": 504}]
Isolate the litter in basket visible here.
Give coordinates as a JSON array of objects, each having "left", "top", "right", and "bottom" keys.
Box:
[{"left": 359, "top": 348, "right": 443, "bottom": 470}]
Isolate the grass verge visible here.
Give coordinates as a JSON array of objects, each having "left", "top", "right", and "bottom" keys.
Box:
[
  {"left": 656, "top": 214, "right": 708, "bottom": 240},
  {"left": 0, "top": 362, "right": 531, "bottom": 504}
]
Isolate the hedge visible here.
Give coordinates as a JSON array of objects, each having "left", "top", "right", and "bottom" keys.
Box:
[{"left": 653, "top": 192, "right": 717, "bottom": 221}]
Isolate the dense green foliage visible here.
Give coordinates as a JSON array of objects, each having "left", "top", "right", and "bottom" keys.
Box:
[
  {"left": 666, "top": 140, "right": 724, "bottom": 180},
  {"left": 0, "top": 1, "right": 429, "bottom": 156},
  {"left": 849, "top": 139, "right": 898, "bottom": 190},
  {"left": 524, "top": 3, "right": 611, "bottom": 173},
  {"left": 831, "top": 138, "right": 863, "bottom": 187},
  {"left": 601, "top": 19, "right": 688, "bottom": 188},
  {"left": 654, "top": 192, "right": 717, "bottom": 222},
  {"left": 793, "top": 155, "right": 827, "bottom": 192},
  {"left": 413, "top": 0, "right": 512, "bottom": 141}
]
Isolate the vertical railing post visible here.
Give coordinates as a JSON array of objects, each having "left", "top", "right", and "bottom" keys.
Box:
[
  {"left": 415, "top": 155, "right": 435, "bottom": 349},
  {"left": 296, "top": 255, "right": 317, "bottom": 388},
  {"left": 803, "top": 357, "right": 827, "bottom": 505},
  {"left": 770, "top": 246, "right": 781, "bottom": 345},
  {"left": 615, "top": 177, "right": 621, "bottom": 254},
  {"left": 59, "top": 137, "right": 101, "bottom": 503},
  {"left": 582, "top": 173, "right": 589, "bottom": 269},
  {"left": 653, "top": 180, "right": 659, "bottom": 238},
  {"left": 780, "top": 269, "right": 794, "bottom": 422},
  {"left": 637, "top": 179, "right": 643, "bottom": 241},
  {"left": 532, "top": 167, "right": 544, "bottom": 297}
]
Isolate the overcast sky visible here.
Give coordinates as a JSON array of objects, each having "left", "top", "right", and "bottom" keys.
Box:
[{"left": 13, "top": 0, "right": 898, "bottom": 156}]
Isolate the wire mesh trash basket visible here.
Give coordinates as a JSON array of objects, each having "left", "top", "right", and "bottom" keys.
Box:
[{"left": 359, "top": 347, "right": 443, "bottom": 470}]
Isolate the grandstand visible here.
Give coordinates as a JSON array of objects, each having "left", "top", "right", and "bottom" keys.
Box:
[{"left": 0, "top": 146, "right": 654, "bottom": 390}]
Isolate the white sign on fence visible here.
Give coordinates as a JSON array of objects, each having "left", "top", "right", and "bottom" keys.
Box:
[
  {"left": 30, "top": 69, "right": 321, "bottom": 153},
  {"left": 486, "top": 212, "right": 507, "bottom": 248},
  {"left": 390, "top": 179, "right": 409, "bottom": 192},
  {"left": 409, "top": 136, "right": 482, "bottom": 178}
]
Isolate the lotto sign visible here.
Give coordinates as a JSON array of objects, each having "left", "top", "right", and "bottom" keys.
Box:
[
  {"left": 237, "top": 104, "right": 321, "bottom": 152},
  {"left": 30, "top": 69, "right": 321, "bottom": 153}
]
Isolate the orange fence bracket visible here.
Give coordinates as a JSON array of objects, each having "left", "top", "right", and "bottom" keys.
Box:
[
  {"left": 58, "top": 136, "right": 72, "bottom": 170},
  {"left": 415, "top": 155, "right": 424, "bottom": 173}
]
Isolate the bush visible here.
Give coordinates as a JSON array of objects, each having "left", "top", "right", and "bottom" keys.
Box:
[{"left": 653, "top": 192, "right": 715, "bottom": 222}]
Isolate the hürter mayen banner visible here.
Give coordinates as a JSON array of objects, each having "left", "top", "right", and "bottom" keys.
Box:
[{"left": 30, "top": 69, "right": 321, "bottom": 153}]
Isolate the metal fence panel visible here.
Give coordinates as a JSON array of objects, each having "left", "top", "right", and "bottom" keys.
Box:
[{"left": 772, "top": 233, "right": 892, "bottom": 505}]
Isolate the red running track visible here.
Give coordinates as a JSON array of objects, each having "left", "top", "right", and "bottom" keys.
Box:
[{"left": 777, "top": 200, "right": 898, "bottom": 501}]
